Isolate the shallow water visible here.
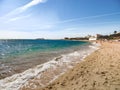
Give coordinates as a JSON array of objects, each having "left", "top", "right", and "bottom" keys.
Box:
[
  {"left": 0, "top": 41, "right": 99, "bottom": 90},
  {"left": 0, "top": 39, "right": 89, "bottom": 79}
]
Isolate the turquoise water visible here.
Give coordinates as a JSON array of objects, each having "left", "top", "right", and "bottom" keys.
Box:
[
  {"left": 0, "top": 39, "right": 89, "bottom": 79},
  {"left": 0, "top": 39, "right": 88, "bottom": 60}
]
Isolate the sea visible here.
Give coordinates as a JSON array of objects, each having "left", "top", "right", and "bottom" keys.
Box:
[{"left": 0, "top": 39, "right": 98, "bottom": 90}]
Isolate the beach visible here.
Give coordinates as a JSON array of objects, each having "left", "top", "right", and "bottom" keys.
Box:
[
  {"left": 0, "top": 40, "right": 88, "bottom": 79},
  {"left": 20, "top": 42, "right": 98, "bottom": 90},
  {"left": 0, "top": 40, "right": 97, "bottom": 90},
  {"left": 35, "top": 41, "right": 120, "bottom": 90},
  {"left": 0, "top": 0, "right": 120, "bottom": 90},
  {"left": 1, "top": 41, "right": 120, "bottom": 90}
]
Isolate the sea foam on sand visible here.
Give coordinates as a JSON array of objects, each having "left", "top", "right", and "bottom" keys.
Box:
[{"left": 0, "top": 43, "right": 99, "bottom": 90}]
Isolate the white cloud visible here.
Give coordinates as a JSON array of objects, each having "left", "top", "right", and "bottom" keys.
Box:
[
  {"left": 0, "top": 0, "right": 47, "bottom": 23},
  {"left": 6, "top": 0, "right": 47, "bottom": 17},
  {"left": 5, "top": 14, "right": 31, "bottom": 23},
  {"left": 21, "top": 0, "right": 47, "bottom": 12}
]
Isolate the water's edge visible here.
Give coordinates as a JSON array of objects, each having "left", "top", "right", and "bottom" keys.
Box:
[
  {"left": 0, "top": 42, "right": 100, "bottom": 90},
  {"left": 0, "top": 40, "right": 88, "bottom": 79}
]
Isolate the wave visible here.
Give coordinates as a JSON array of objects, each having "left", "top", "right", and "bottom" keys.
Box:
[{"left": 0, "top": 43, "right": 99, "bottom": 90}]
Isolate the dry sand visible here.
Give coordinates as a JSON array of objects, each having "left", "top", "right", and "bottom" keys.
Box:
[
  {"left": 36, "top": 41, "right": 120, "bottom": 90},
  {"left": 21, "top": 41, "right": 120, "bottom": 90}
]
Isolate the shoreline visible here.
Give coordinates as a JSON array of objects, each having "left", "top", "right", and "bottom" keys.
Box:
[
  {"left": 39, "top": 41, "right": 120, "bottom": 90},
  {"left": 20, "top": 42, "right": 99, "bottom": 90},
  {"left": 0, "top": 40, "right": 89, "bottom": 80},
  {"left": 0, "top": 42, "right": 98, "bottom": 90}
]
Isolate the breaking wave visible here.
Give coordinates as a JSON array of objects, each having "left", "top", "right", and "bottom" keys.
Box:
[{"left": 0, "top": 43, "right": 99, "bottom": 90}]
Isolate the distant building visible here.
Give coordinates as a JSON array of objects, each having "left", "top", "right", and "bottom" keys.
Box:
[{"left": 89, "top": 36, "right": 97, "bottom": 41}]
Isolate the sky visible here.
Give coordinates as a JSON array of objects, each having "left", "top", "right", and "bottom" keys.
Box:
[{"left": 0, "top": 0, "right": 120, "bottom": 39}]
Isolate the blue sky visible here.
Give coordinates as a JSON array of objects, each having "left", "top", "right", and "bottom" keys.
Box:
[{"left": 0, "top": 0, "right": 120, "bottom": 39}]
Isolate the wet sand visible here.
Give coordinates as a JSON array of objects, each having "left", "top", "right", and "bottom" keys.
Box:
[
  {"left": 0, "top": 42, "right": 95, "bottom": 90},
  {"left": 36, "top": 41, "right": 120, "bottom": 90}
]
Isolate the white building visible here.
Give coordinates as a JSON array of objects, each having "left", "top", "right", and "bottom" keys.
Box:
[{"left": 89, "top": 36, "right": 97, "bottom": 41}]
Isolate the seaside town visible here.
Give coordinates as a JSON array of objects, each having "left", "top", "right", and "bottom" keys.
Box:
[{"left": 64, "top": 30, "right": 120, "bottom": 41}]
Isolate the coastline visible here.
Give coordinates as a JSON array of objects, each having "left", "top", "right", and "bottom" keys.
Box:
[
  {"left": 38, "top": 41, "right": 120, "bottom": 90},
  {"left": 0, "top": 42, "right": 98, "bottom": 90},
  {"left": 0, "top": 40, "right": 88, "bottom": 80},
  {"left": 20, "top": 42, "right": 99, "bottom": 90}
]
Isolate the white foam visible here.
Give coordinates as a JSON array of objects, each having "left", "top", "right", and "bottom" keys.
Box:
[{"left": 0, "top": 43, "right": 99, "bottom": 90}]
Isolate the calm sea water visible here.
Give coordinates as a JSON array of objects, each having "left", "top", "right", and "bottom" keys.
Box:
[
  {"left": 0, "top": 39, "right": 89, "bottom": 79},
  {"left": 0, "top": 39, "right": 88, "bottom": 59}
]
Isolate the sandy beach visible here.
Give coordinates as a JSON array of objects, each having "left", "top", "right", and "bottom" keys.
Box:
[
  {"left": 34, "top": 41, "right": 120, "bottom": 90},
  {"left": 1, "top": 0, "right": 120, "bottom": 90},
  {"left": 0, "top": 41, "right": 96, "bottom": 90}
]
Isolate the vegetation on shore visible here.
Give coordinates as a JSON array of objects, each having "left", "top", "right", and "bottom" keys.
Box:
[
  {"left": 97, "top": 31, "right": 120, "bottom": 40},
  {"left": 64, "top": 31, "right": 120, "bottom": 40}
]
